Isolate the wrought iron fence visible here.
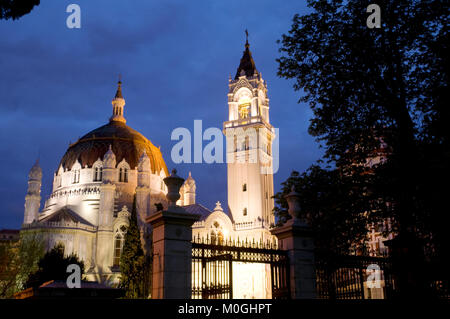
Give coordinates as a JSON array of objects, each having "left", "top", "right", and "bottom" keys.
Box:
[
  {"left": 191, "top": 236, "right": 290, "bottom": 299},
  {"left": 315, "top": 252, "right": 395, "bottom": 299},
  {"left": 315, "top": 252, "right": 450, "bottom": 299}
]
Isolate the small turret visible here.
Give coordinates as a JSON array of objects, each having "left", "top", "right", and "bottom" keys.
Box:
[
  {"left": 102, "top": 145, "right": 116, "bottom": 182},
  {"left": 110, "top": 78, "right": 126, "bottom": 124},
  {"left": 183, "top": 171, "right": 196, "bottom": 205},
  {"left": 137, "top": 151, "right": 151, "bottom": 188},
  {"left": 24, "top": 159, "right": 42, "bottom": 224}
]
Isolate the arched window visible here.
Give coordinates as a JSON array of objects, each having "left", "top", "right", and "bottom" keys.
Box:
[
  {"left": 72, "top": 170, "right": 80, "bottom": 184},
  {"left": 243, "top": 183, "right": 247, "bottom": 192},
  {"left": 238, "top": 96, "right": 251, "bottom": 119},
  {"left": 119, "top": 167, "right": 129, "bottom": 183},
  {"left": 93, "top": 167, "right": 103, "bottom": 182},
  {"left": 217, "top": 231, "right": 224, "bottom": 245},
  {"left": 113, "top": 225, "right": 127, "bottom": 267},
  {"left": 210, "top": 222, "right": 224, "bottom": 245},
  {"left": 243, "top": 207, "right": 247, "bottom": 216}
]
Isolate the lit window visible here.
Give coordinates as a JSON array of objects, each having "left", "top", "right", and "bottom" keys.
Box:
[
  {"left": 72, "top": 170, "right": 80, "bottom": 184},
  {"left": 119, "top": 167, "right": 129, "bottom": 183},
  {"left": 243, "top": 208, "right": 247, "bottom": 216},
  {"left": 238, "top": 96, "right": 251, "bottom": 119},
  {"left": 93, "top": 167, "right": 103, "bottom": 181},
  {"left": 217, "top": 231, "right": 224, "bottom": 245}
]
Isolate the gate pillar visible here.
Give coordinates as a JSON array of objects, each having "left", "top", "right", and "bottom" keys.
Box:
[
  {"left": 146, "top": 170, "right": 200, "bottom": 299},
  {"left": 271, "top": 186, "right": 316, "bottom": 299}
]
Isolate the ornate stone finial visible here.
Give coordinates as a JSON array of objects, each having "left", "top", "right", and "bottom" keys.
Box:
[
  {"left": 103, "top": 144, "right": 116, "bottom": 168},
  {"left": 164, "top": 169, "right": 185, "bottom": 207},
  {"left": 138, "top": 151, "right": 150, "bottom": 172},
  {"left": 118, "top": 205, "right": 130, "bottom": 219},
  {"left": 213, "top": 201, "right": 223, "bottom": 212},
  {"left": 284, "top": 185, "right": 301, "bottom": 221}
]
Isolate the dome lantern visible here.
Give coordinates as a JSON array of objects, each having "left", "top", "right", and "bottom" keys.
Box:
[{"left": 110, "top": 78, "right": 126, "bottom": 124}]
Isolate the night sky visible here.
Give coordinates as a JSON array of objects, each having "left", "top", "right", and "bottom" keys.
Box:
[{"left": 0, "top": 0, "right": 321, "bottom": 229}]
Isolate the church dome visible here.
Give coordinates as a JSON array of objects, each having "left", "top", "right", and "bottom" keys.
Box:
[
  {"left": 59, "top": 120, "right": 168, "bottom": 175},
  {"left": 58, "top": 80, "right": 168, "bottom": 175}
]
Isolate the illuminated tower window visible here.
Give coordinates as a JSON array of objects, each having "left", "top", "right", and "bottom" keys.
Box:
[
  {"left": 243, "top": 208, "right": 247, "bottom": 216},
  {"left": 238, "top": 96, "right": 251, "bottom": 119}
]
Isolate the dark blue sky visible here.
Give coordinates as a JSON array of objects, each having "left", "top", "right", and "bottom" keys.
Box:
[{"left": 0, "top": 0, "right": 321, "bottom": 229}]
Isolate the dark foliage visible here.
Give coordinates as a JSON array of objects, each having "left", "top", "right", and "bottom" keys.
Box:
[
  {"left": 0, "top": 0, "right": 40, "bottom": 20},
  {"left": 26, "top": 243, "right": 84, "bottom": 288},
  {"left": 273, "top": 166, "right": 388, "bottom": 254},
  {"left": 276, "top": 0, "right": 449, "bottom": 258}
]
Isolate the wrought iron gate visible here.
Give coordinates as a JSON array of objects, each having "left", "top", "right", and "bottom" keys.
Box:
[
  {"left": 192, "top": 253, "right": 233, "bottom": 299},
  {"left": 192, "top": 238, "right": 290, "bottom": 299}
]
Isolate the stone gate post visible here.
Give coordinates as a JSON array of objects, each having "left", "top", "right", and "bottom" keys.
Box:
[
  {"left": 146, "top": 169, "right": 200, "bottom": 299},
  {"left": 271, "top": 186, "right": 316, "bottom": 299}
]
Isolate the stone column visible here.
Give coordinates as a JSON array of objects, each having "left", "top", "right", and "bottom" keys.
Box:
[
  {"left": 146, "top": 169, "right": 200, "bottom": 299},
  {"left": 271, "top": 186, "right": 316, "bottom": 299}
]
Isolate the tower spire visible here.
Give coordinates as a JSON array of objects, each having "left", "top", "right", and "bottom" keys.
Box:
[
  {"left": 235, "top": 30, "right": 257, "bottom": 79},
  {"left": 110, "top": 76, "right": 126, "bottom": 123},
  {"left": 115, "top": 74, "right": 123, "bottom": 99}
]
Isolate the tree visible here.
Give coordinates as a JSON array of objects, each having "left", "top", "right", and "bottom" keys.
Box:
[
  {"left": 0, "top": 233, "right": 45, "bottom": 298},
  {"left": 276, "top": 0, "right": 449, "bottom": 297},
  {"left": 277, "top": 0, "right": 449, "bottom": 256},
  {"left": 26, "top": 243, "right": 84, "bottom": 289},
  {"left": 0, "top": 0, "right": 40, "bottom": 20},
  {"left": 273, "top": 166, "right": 387, "bottom": 255},
  {"left": 119, "top": 195, "right": 151, "bottom": 298}
]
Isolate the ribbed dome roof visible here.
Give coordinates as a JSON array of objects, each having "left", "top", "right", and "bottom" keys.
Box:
[{"left": 59, "top": 120, "right": 168, "bottom": 175}]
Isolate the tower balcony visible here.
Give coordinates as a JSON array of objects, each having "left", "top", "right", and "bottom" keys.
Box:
[{"left": 223, "top": 116, "right": 274, "bottom": 133}]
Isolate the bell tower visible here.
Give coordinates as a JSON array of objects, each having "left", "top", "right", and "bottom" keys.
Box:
[{"left": 224, "top": 32, "right": 275, "bottom": 234}]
